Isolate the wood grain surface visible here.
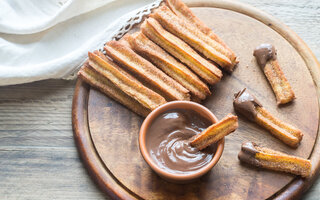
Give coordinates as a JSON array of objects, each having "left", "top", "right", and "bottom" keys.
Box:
[{"left": 0, "top": 0, "right": 320, "bottom": 199}]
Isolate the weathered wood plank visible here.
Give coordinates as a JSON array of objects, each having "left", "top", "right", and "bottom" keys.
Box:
[
  {"left": 0, "top": 80, "right": 109, "bottom": 199},
  {"left": 0, "top": 147, "right": 107, "bottom": 200}
]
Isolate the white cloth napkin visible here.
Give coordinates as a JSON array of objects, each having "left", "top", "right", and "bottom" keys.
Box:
[{"left": 0, "top": 0, "right": 160, "bottom": 86}]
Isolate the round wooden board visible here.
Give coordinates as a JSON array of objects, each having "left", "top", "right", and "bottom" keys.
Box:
[{"left": 72, "top": 1, "right": 320, "bottom": 199}]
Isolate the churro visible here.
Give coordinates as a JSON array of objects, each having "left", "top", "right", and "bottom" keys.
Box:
[
  {"left": 254, "top": 44, "right": 295, "bottom": 105},
  {"left": 238, "top": 142, "right": 311, "bottom": 177},
  {"left": 190, "top": 114, "right": 238, "bottom": 150},
  {"left": 233, "top": 88, "right": 302, "bottom": 148},
  {"left": 104, "top": 40, "right": 190, "bottom": 101},
  {"left": 141, "top": 18, "right": 222, "bottom": 85},
  {"left": 128, "top": 31, "right": 210, "bottom": 100},
  {"left": 165, "top": 0, "right": 238, "bottom": 66},
  {"left": 151, "top": 5, "right": 234, "bottom": 71},
  {"left": 78, "top": 62, "right": 151, "bottom": 117},
  {"left": 87, "top": 51, "right": 166, "bottom": 110}
]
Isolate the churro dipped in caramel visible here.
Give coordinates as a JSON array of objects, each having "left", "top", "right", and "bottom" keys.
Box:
[
  {"left": 165, "top": 0, "right": 238, "bottom": 66},
  {"left": 127, "top": 32, "right": 210, "bottom": 100},
  {"left": 233, "top": 88, "right": 302, "bottom": 148},
  {"left": 238, "top": 142, "right": 311, "bottom": 177},
  {"left": 87, "top": 51, "right": 166, "bottom": 110},
  {"left": 78, "top": 62, "right": 151, "bottom": 117},
  {"left": 254, "top": 44, "right": 295, "bottom": 105},
  {"left": 190, "top": 114, "right": 238, "bottom": 150},
  {"left": 151, "top": 5, "right": 235, "bottom": 71},
  {"left": 104, "top": 40, "right": 190, "bottom": 101},
  {"left": 141, "top": 18, "right": 222, "bottom": 85}
]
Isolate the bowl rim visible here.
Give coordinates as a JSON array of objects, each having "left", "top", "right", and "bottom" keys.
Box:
[{"left": 139, "top": 100, "right": 225, "bottom": 181}]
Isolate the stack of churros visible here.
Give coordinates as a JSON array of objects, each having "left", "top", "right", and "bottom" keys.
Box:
[
  {"left": 127, "top": 32, "right": 210, "bottom": 100},
  {"left": 78, "top": 0, "right": 238, "bottom": 116},
  {"left": 150, "top": 4, "right": 237, "bottom": 71},
  {"left": 165, "top": 0, "right": 238, "bottom": 66},
  {"left": 78, "top": 62, "right": 151, "bottom": 117},
  {"left": 104, "top": 39, "right": 190, "bottom": 101},
  {"left": 141, "top": 18, "right": 223, "bottom": 85}
]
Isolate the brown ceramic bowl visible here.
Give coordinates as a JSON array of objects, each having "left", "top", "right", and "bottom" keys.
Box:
[{"left": 139, "top": 101, "right": 225, "bottom": 183}]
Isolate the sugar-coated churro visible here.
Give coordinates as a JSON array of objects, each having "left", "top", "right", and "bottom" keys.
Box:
[
  {"left": 254, "top": 44, "right": 295, "bottom": 105},
  {"left": 128, "top": 31, "right": 210, "bottom": 100},
  {"left": 190, "top": 114, "right": 238, "bottom": 150},
  {"left": 151, "top": 5, "right": 234, "bottom": 71},
  {"left": 238, "top": 142, "right": 311, "bottom": 177},
  {"left": 87, "top": 51, "right": 166, "bottom": 110},
  {"left": 233, "top": 88, "right": 302, "bottom": 148},
  {"left": 165, "top": 0, "right": 238, "bottom": 66},
  {"left": 104, "top": 40, "right": 190, "bottom": 101},
  {"left": 141, "top": 18, "right": 222, "bottom": 85},
  {"left": 78, "top": 62, "right": 151, "bottom": 117}
]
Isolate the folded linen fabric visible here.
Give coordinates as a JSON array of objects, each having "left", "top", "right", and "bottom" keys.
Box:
[{"left": 0, "top": 0, "right": 161, "bottom": 86}]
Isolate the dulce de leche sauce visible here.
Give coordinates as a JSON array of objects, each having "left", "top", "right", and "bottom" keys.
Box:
[{"left": 146, "top": 109, "right": 217, "bottom": 174}]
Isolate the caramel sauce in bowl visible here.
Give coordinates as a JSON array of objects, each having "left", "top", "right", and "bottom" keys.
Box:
[{"left": 139, "top": 101, "right": 224, "bottom": 183}]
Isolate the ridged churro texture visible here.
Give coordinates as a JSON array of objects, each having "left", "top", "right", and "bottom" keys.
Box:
[
  {"left": 253, "top": 44, "right": 295, "bottom": 105},
  {"left": 104, "top": 40, "right": 190, "bottom": 101},
  {"left": 141, "top": 18, "right": 222, "bottom": 85},
  {"left": 151, "top": 5, "right": 236, "bottom": 71},
  {"left": 165, "top": 0, "right": 238, "bottom": 66},
  {"left": 238, "top": 142, "right": 311, "bottom": 177},
  {"left": 87, "top": 51, "right": 166, "bottom": 110},
  {"left": 263, "top": 60, "right": 295, "bottom": 105},
  {"left": 190, "top": 114, "right": 238, "bottom": 150},
  {"left": 128, "top": 31, "right": 210, "bottom": 100},
  {"left": 234, "top": 88, "right": 302, "bottom": 148},
  {"left": 78, "top": 62, "right": 151, "bottom": 117},
  {"left": 255, "top": 107, "right": 302, "bottom": 148}
]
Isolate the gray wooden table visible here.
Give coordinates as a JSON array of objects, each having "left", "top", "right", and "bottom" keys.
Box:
[{"left": 0, "top": 0, "right": 319, "bottom": 199}]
